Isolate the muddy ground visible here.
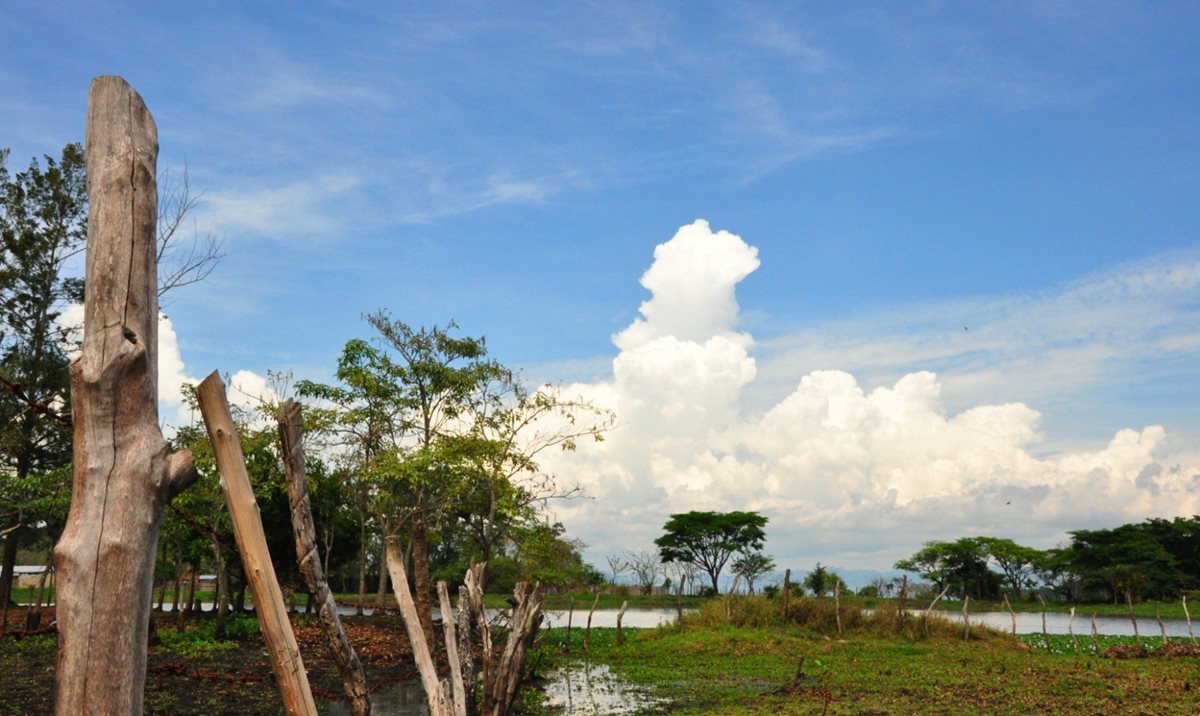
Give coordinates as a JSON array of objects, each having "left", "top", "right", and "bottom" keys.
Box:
[{"left": 0, "top": 606, "right": 427, "bottom": 716}]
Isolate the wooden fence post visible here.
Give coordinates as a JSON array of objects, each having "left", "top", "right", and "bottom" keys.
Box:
[
  {"left": 781, "top": 568, "right": 791, "bottom": 620},
  {"left": 54, "top": 76, "right": 199, "bottom": 716},
  {"left": 278, "top": 400, "right": 371, "bottom": 716},
  {"left": 1002, "top": 594, "right": 1016, "bottom": 636},
  {"left": 584, "top": 591, "right": 600, "bottom": 650},
  {"left": 437, "top": 582, "right": 469, "bottom": 716},
  {"left": 616, "top": 600, "right": 629, "bottom": 647},
  {"left": 197, "top": 373, "right": 317, "bottom": 716},
  {"left": 385, "top": 537, "right": 452, "bottom": 716},
  {"left": 565, "top": 596, "right": 575, "bottom": 652}
]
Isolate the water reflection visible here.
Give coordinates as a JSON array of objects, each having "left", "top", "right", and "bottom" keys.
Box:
[
  {"left": 542, "top": 661, "right": 665, "bottom": 716},
  {"left": 320, "top": 680, "right": 426, "bottom": 716}
]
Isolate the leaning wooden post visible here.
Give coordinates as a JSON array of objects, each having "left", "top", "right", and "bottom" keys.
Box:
[
  {"left": 437, "top": 582, "right": 468, "bottom": 716},
  {"left": 615, "top": 600, "right": 629, "bottom": 647},
  {"left": 584, "top": 591, "right": 600, "bottom": 650},
  {"left": 565, "top": 596, "right": 575, "bottom": 652},
  {"left": 278, "top": 400, "right": 371, "bottom": 716},
  {"left": 1125, "top": 592, "right": 1141, "bottom": 646},
  {"left": 1184, "top": 596, "right": 1196, "bottom": 642},
  {"left": 1002, "top": 594, "right": 1017, "bottom": 636},
  {"left": 834, "top": 583, "right": 843, "bottom": 636},
  {"left": 962, "top": 596, "right": 970, "bottom": 641},
  {"left": 54, "top": 76, "right": 199, "bottom": 716},
  {"left": 197, "top": 373, "right": 317, "bottom": 716},
  {"left": 385, "top": 537, "right": 452, "bottom": 716},
  {"left": 1037, "top": 594, "right": 1049, "bottom": 650},
  {"left": 1068, "top": 607, "right": 1080, "bottom": 653}
]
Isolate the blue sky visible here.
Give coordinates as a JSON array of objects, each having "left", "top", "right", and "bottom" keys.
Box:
[{"left": 4, "top": 2, "right": 1200, "bottom": 575}]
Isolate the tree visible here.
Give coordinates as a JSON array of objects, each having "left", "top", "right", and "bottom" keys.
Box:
[
  {"left": 447, "top": 376, "right": 612, "bottom": 571},
  {"left": 627, "top": 550, "right": 662, "bottom": 595},
  {"left": 895, "top": 538, "right": 998, "bottom": 600},
  {"left": 977, "top": 536, "right": 1040, "bottom": 600},
  {"left": 0, "top": 142, "right": 221, "bottom": 612},
  {"left": 1067, "top": 517, "right": 1199, "bottom": 602},
  {"left": 804, "top": 562, "right": 830, "bottom": 597},
  {"left": 731, "top": 552, "right": 775, "bottom": 594},
  {"left": 605, "top": 554, "right": 629, "bottom": 590},
  {"left": 654, "top": 511, "right": 767, "bottom": 594},
  {"left": 0, "top": 144, "right": 84, "bottom": 610}
]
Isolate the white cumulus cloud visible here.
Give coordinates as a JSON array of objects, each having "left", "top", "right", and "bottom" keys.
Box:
[{"left": 542, "top": 221, "right": 1200, "bottom": 577}]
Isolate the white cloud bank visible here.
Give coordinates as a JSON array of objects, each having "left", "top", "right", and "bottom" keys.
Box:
[{"left": 541, "top": 220, "right": 1200, "bottom": 574}]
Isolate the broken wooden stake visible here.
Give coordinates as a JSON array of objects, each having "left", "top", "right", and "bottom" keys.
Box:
[
  {"left": 616, "top": 600, "right": 629, "bottom": 647},
  {"left": 197, "top": 372, "right": 316, "bottom": 716}
]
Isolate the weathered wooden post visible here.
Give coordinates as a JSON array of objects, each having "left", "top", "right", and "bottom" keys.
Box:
[
  {"left": 54, "top": 76, "right": 199, "bottom": 715},
  {"left": 278, "top": 400, "right": 371, "bottom": 716},
  {"left": 1002, "top": 594, "right": 1017, "bottom": 636},
  {"left": 615, "top": 599, "right": 629, "bottom": 646},
  {"left": 781, "top": 568, "right": 791, "bottom": 620},
  {"left": 197, "top": 372, "right": 317, "bottom": 715},
  {"left": 584, "top": 591, "right": 600, "bottom": 649},
  {"left": 565, "top": 596, "right": 575, "bottom": 652}
]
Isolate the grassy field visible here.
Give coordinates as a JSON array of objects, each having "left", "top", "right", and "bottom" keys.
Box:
[{"left": 530, "top": 596, "right": 1200, "bottom": 715}]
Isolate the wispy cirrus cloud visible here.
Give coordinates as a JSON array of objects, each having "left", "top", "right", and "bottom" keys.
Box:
[{"left": 194, "top": 172, "right": 362, "bottom": 241}]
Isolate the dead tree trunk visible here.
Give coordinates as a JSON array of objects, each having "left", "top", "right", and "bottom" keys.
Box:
[
  {"left": 197, "top": 373, "right": 317, "bottom": 715},
  {"left": 278, "top": 400, "right": 371, "bottom": 716},
  {"left": 54, "top": 76, "right": 199, "bottom": 716}
]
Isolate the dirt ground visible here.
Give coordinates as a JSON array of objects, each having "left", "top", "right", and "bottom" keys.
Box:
[{"left": 0, "top": 606, "right": 426, "bottom": 716}]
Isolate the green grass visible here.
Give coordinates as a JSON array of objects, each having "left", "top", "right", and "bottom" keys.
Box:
[{"left": 530, "top": 595, "right": 1200, "bottom": 715}]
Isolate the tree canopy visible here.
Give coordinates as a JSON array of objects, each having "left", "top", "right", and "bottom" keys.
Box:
[{"left": 654, "top": 510, "right": 767, "bottom": 594}]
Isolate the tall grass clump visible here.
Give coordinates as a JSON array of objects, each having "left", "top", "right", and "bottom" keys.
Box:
[
  {"left": 678, "top": 595, "right": 1007, "bottom": 644},
  {"left": 682, "top": 595, "right": 863, "bottom": 632}
]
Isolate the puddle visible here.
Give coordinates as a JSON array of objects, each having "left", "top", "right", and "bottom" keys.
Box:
[
  {"left": 542, "top": 661, "right": 665, "bottom": 715},
  {"left": 317, "top": 662, "right": 662, "bottom": 715},
  {"left": 319, "top": 679, "right": 426, "bottom": 715}
]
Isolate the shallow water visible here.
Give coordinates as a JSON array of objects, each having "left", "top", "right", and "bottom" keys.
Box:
[
  {"left": 316, "top": 661, "right": 660, "bottom": 716},
  {"left": 541, "top": 662, "right": 666, "bottom": 715},
  {"left": 943, "top": 610, "right": 1198, "bottom": 638}
]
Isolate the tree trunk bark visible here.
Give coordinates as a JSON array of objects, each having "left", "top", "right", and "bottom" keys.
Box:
[
  {"left": 279, "top": 400, "right": 372, "bottom": 716},
  {"left": 209, "top": 538, "right": 230, "bottom": 639},
  {"left": 53, "top": 76, "right": 198, "bottom": 716},
  {"left": 411, "top": 517, "right": 436, "bottom": 646},
  {"left": 357, "top": 519, "right": 367, "bottom": 616},
  {"left": 0, "top": 526, "right": 20, "bottom": 609},
  {"left": 376, "top": 539, "right": 389, "bottom": 606},
  {"left": 197, "top": 372, "right": 317, "bottom": 716}
]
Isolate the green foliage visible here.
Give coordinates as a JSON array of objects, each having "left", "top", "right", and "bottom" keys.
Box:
[
  {"left": 655, "top": 511, "right": 768, "bottom": 594},
  {"left": 0, "top": 634, "right": 56, "bottom": 654},
  {"left": 1067, "top": 517, "right": 1200, "bottom": 602},
  {"left": 156, "top": 616, "right": 256, "bottom": 658},
  {"left": 895, "top": 537, "right": 1001, "bottom": 600},
  {"left": 731, "top": 552, "right": 774, "bottom": 594},
  {"left": 803, "top": 563, "right": 831, "bottom": 597}
]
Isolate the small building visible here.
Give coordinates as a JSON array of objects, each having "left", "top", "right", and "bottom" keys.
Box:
[{"left": 3, "top": 565, "right": 51, "bottom": 589}]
